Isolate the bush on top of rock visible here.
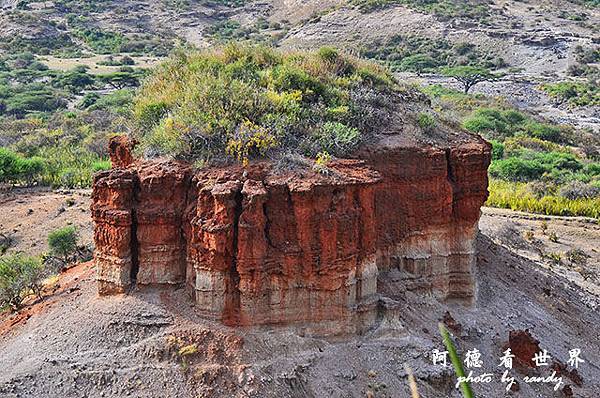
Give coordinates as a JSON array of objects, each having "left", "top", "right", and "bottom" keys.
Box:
[{"left": 132, "top": 44, "right": 402, "bottom": 165}]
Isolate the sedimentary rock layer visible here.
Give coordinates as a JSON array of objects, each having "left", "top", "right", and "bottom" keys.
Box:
[{"left": 92, "top": 138, "right": 490, "bottom": 330}]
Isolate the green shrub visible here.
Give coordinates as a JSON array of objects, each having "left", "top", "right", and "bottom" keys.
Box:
[
  {"left": 462, "top": 107, "right": 568, "bottom": 143},
  {"left": 48, "top": 226, "right": 78, "bottom": 262},
  {"left": 585, "top": 163, "right": 600, "bottom": 176},
  {"left": 361, "top": 34, "right": 499, "bottom": 74},
  {"left": 351, "top": 0, "right": 489, "bottom": 21},
  {"left": 72, "top": 27, "right": 125, "bottom": 54},
  {"left": 489, "top": 157, "right": 546, "bottom": 181},
  {"left": 489, "top": 150, "right": 586, "bottom": 183},
  {"left": 0, "top": 148, "right": 20, "bottom": 182},
  {"left": 503, "top": 136, "right": 564, "bottom": 154},
  {"left": 417, "top": 112, "right": 436, "bottom": 131},
  {"left": 87, "top": 89, "right": 134, "bottom": 114},
  {"left": 0, "top": 254, "right": 45, "bottom": 310},
  {"left": 312, "top": 122, "right": 361, "bottom": 156},
  {"left": 541, "top": 81, "right": 599, "bottom": 107},
  {"left": 3, "top": 89, "right": 66, "bottom": 117},
  {"left": 399, "top": 54, "right": 437, "bottom": 74},
  {"left": 78, "top": 92, "right": 100, "bottom": 109},
  {"left": 521, "top": 121, "right": 563, "bottom": 142},
  {"left": 91, "top": 160, "right": 111, "bottom": 172},
  {"left": 15, "top": 156, "right": 46, "bottom": 184},
  {"left": 135, "top": 101, "right": 169, "bottom": 129},
  {"left": 133, "top": 44, "right": 397, "bottom": 163},
  {"left": 317, "top": 46, "right": 339, "bottom": 63},
  {"left": 0, "top": 148, "right": 46, "bottom": 185},
  {"left": 463, "top": 111, "right": 508, "bottom": 137},
  {"left": 490, "top": 140, "right": 504, "bottom": 160}
]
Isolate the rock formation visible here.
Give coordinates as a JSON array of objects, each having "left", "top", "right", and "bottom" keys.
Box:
[{"left": 92, "top": 135, "right": 490, "bottom": 332}]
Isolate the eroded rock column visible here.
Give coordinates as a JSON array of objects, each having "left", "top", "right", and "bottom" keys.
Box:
[
  {"left": 92, "top": 169, "right": 136, "bottom": 294},
  {"left": 135, "top": 162, "right": 191, "bottom": 285}
]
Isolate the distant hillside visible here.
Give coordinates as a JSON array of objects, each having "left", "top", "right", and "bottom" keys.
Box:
[{"left": 0, "top": 0, "right": 597, "bottom": 76}]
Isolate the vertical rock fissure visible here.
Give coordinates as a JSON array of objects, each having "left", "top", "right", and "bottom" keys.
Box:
[
  {"left": 129, "top": 175, "right": 140, "bottom": 284},
  {"left": 262, "top": 201, "right": 275, "bottom": 249},
  {"left": 352, "top": 187, "right": 363, "bottom": 304},
  {"left": 225, "top": 188, "right": 243, "bottom": 324},
  {"left": 178, "top": 175, "right": 192, "bottom": 283},
  {"left": 445, "top": 148, "right": 456, "bottom": 184},
  {"left": 445, "top": 147, "right": 460, "bottom": 217}
]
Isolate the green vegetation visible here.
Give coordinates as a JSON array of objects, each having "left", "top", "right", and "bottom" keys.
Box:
[
  {"left": 0, "top": 128, "right": 110, "bottom": 188},
  {"left": 487, "top": 180, "right": 600, "bottom": 219},
  {"left": 541, "top": 81, "right": 599, "bottom": 107},
  {"left": 0, "top": 115, "right": 114, "bottom": 187},
  {"left": 350, "top": 0, "right": 490, "bottom": 21},
  {"left": 441, "top": 66, "right": 498, "bottom": 93},
  {"left": 48, "top": 226, "right": 78, "bottom": 263},
  {"left": 0, "top": 148, "right": 45, "bottom": 185},
  {"left": 162, "top": 0, "right": 248, "bottom": 9},
  {"left": 71, "top": 26, "right": 172, "bottom": 56},
  {"left": 0, "top": 223, "right": 84, "bottom": 311},
  {"left": 462, "top": 108, "right": 571, "bottom": 143},
  {"left": 0, "top": 51, "right": 140, "bottom": 187},
  {"left": 133, "top": 44, "right": 399, "bottom": 164},
  {"left": 423, "top": 84, "right": 600, "bottom": 218},
  {"left": 361, "top": 35, "right": 506, "bottom": 73},
  {"left": 72, "top": 27, "right": 126, "bottom": 54},
  {"left": 207, "top": 17, "right": 285, "bottom": 44},
  {"left": 439, "top": 323, "right": 474, "bottom": 398},
  {"left": 2, "top": 7, "right": 173, "bottom": 57},
  {"left": 417, "top": 112, "right": 436, "bottom": 131},
  {"left": 488, "top": 151, "right": 592, "bottom": 182},
  {"left": 0, "top": 52, "right": 144, "bottom": 119},
  {"left": 0, "top": 254, "right": 46, "bottom": 310}
]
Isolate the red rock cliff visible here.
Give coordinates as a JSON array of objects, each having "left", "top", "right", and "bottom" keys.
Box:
[{"left": 92, "top": 136, "right": 490, "bottom": 332}]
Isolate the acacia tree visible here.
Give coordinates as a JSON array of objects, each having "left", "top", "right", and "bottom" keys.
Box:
[{"left": 442, "top": 65, "right": 498, "bottom": 93}]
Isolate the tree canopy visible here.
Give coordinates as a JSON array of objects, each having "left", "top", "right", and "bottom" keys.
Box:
[{"left": 442, "top": 65, "right": 498, "bottom": 93}]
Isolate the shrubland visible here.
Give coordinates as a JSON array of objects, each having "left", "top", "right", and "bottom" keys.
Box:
[
  {"left": 0, "top": 51, "right": 147, "bottom": 187},
  {"left": 133, "top": 44, "right": 400, "bottom": 164},
  {"left": 541, "top": 81, "right": 599, "bottom": 107},
  {"left": 423, "top": 84, "right": 600, "bottom": 218},
  {"left": 361, "top": 35, "right": 506, "bottom": 74},
  {"left": 349, "top": 0, "right": 490, "bottom": 21},
  {"left": 0, "top": 40, "right": 597, "bottom": 220},
  {"left": 0, "top": 226, "right": 81, "bottom": 311}
]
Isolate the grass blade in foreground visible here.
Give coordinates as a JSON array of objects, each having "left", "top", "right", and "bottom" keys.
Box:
[
  {"left": 438, "top": 322, "right": 474, "bottom": 398},
  {"left": 403, "top": 363, "right": 421, "bottom": 398}
]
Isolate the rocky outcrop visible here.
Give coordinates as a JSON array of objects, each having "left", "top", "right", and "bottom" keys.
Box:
[{"left": 92, "top": 137, "right": 490, "bottom": 332}]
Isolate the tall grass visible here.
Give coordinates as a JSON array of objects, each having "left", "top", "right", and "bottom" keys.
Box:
[
  {"left": 487, "top": 179, "right": 600, "bottom": 219},
  {"left": 404, "top": 364, "right": 421, "bottom": 398},
  {"left": 439, "top": 322, "right": 474, "bottom": 398}
]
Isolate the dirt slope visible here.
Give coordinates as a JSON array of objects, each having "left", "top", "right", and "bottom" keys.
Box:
[
  {"left": 0, "top": 196, "right": 598, "bottom": 397},
  {"left": 0, "top": 188, "right": 93, "bottom": 256}
]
